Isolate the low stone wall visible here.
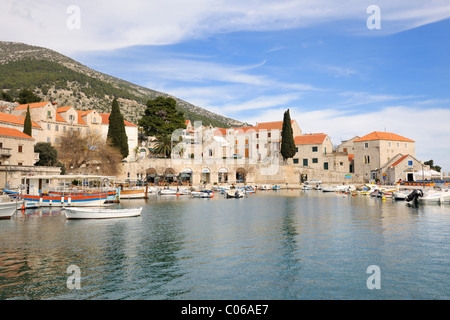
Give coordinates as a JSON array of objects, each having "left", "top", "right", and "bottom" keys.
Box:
[{"left": 118, "top": 158, "right": 362, "bottom": 185}]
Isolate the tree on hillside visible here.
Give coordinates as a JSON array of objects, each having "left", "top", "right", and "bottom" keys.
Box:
[
  {"left": 280, "top": 109, "right": 296, "bottom": 162},
  {"left": 23, "top": 106, "right": 32, "bottom": 136},
  {"left": 17, "top": 89, "right": 41, "bottom": 104},
  {"left": 106, "top": 98, "right": 129, "bottom": 159},
  {"left": 139, "top": 96, "right": 186, "bottom": 137},
  {"left": 0, "top": 90, "right": 14, "bottom": 102}
]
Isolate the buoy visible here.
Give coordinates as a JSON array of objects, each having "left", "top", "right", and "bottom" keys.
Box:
[
  {"left": 382, "top": 197, "right": 386, "bottom": 200},
  {"left": 21, "top": 204, "right": 25, "bottom": 211}
]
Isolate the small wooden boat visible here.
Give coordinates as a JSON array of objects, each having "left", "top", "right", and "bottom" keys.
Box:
[
  {"left": 119, "top": 187, "right": 146, "bottom": 199},
  {"left": 0, "top": 201, "right": 17, "bottom": 219},
  {"left": 64, "top": 207, "right": 142, "bottom": 219}
]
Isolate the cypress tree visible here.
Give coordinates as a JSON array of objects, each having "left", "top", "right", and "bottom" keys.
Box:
[
  {"left": 280, "top": 109, "right": 296, "bottom": 162},
  {"left": 23, "top": 105, "right": 32, "bottom": 136},
  {"left": 107, "top": 98, "right": 129, "bottom": 159}
]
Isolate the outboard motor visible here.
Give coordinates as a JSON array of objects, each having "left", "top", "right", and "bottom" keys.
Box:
[{"left": 405, "top": 189, "right": 423, "bottom": 203}]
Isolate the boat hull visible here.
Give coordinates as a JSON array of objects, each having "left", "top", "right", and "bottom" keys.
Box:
[
  {"left": 64, "top": 207, "right": 142, "bottom": 219},
  {"left": 119, "top": 189, "right": 146, "bottom": 199},
  {"left": 3, "top": 190, "right": 109, "bottom": 207}
]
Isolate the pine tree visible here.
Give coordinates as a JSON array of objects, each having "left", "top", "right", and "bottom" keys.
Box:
[
  {"left": 138, "top": 96, "right": 186, "bottom": 137},
  {"left": 280, "top": 109, "right": 296, "bottom": 162},
  {"left": 23, "top": 105, "right": 32, "bottom": 136},
  {"left": 107, "top": 98, "right": 129, "bottom": 159}
]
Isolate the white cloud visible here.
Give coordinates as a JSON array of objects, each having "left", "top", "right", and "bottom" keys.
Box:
[
  {"left": 245, "top": 105, "right": 450, "bottom": 171},
  {"left": 2, "top": 0, "right": 450, "bottom": 54}
]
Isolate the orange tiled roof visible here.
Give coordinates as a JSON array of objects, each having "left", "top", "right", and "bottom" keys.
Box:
[
  {"left": 294, "top": 133, "right": 327, "bottom": 145},
  {"left": 354, "top": 131, "right": 414, "bottom": 142},
  {"left": 390, "top": 154, "right": 410, "bottom": 167},
  {"left": 0, "top": 126, "right": 34, "bottom": 140},
  {"left": 76, "top": 111, "right": 87, "bottom": 125},
  {"left": 56, "top": 106, "right": 73, "bottom": 113},
  {"left": 15, "top": 101, "right": 53, "bottom": 110},
  {"left": 99, "top": 113, "right": 138, "bottom": 127},
  {"left": 55, "top": 112, "right": 66, "bottom": 123},
  {"left": 0, "top": 112, "right": 40, "bottom": 128},
  {"left": 255, "top": 120, "right": 294, "bottom": 131}
]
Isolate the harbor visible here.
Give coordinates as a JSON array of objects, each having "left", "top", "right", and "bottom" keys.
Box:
[{"left": 1, "top": 188, "right": 449, "bottom": 300}]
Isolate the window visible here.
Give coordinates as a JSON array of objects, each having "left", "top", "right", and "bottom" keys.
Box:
[
  {"left": 18, "top": 162, "right": 23, "bottom": 166},
  {"left": 324, "top": 162, "right": 329, "bottom": 170},
  {"left": 55, "top": 124, "right": 59, "bottom": 131},
  {"left": 312, "top": 158, "right": 318, "bottom": 164},
  {"left": 47, "top": 123, "right": 51, "bottom": 130},
  {"left": 349, "top": 164, "right": 354, "bottom": 173},
  {"left": 408, "top": 160, "right": 413, "bottom": 166},
  {"left": 364, "top": 155, "right": 370, "bottom": 164},
  {"left": 340, "top": 162, "right": 344, "bottom": 166},
  {"left": 18, "top": 145, "right": 23, "bottom": 153},
  {"left": 405, "top": 143, "right": 407, "bottom": 148},
  {"left": 364, "top": 142, "right": 369, "bottom": 149},
  {"left": 303, "top": 159, "right": 308, "bottom": 167},
  {"left": 312, "top": 146, "right": 318, "bottom": 152},
  {"left": 47, "top": 137, "right": 51, "bottom": 142},
  {"left": 397, "top": 143, "right": 400, "bottom": 148},
  {"left": 268, "top": 132, "right": 271, "bottom": 138},
  {"left": 47, "top": 110, "right": 52, "bottom": 118},
  {"left": 295, "top": 147, "right": 298, "bottom": 152},
  {"left": 209, "top": 149, "right": 213, "bottom": 157},
  {"left": 293, "top": 159, "right": 299, "bottom": 164},
  {"left": 388, "top": 142, "right": 391, "bottom": 147}
]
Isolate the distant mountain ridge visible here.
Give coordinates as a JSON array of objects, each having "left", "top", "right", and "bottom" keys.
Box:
[{"left": 0, "top": 41, "right": 248, "bottom": 128}]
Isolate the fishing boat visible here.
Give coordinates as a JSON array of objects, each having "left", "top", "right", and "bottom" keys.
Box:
[
  {"left": 0, "top": 196, "right": 17, "bottom": 219},
  {"left": 353, "top": 184, "right": 377, "bottom": 196},
  {"left": 302, "top": 184, "right": 313, "bottom": 190},
  {"left": 226, "top": 190, "right": 244, "bottom": 198},
  {"left": 272, "top": 185, "right": 281, "bottom": 190},
  {"left": 160, "top": 188, "right": 189, "bottom": 196},
  {"left": 3, "top": 189, "right": 109, "bottom": 207},
  {"left": 314, "top": 184, "right": 323, "bottom": 190},
  {"left": 259, "top": 185, "right": 271, "bottom": 190},
  {"left": 64, "top": 207, "right": 142, "bottom": 219}
]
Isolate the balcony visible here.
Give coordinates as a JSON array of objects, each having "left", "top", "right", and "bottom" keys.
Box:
[{"left": 0, "top": 148, "right": 12, "bottom": 158}]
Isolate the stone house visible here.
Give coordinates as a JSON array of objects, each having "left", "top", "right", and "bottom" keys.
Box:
[{"left": 353, "top": 131, "right": 416, "bottom": 182}]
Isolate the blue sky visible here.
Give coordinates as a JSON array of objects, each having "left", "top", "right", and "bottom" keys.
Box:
[{"left": 2, "top": 0, "right": 450, "bottom": 170}]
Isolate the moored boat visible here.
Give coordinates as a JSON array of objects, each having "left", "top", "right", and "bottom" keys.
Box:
[
  {"left": 64, "top": 207, "right": 142, "bottom": 219},
  {"left": 0, "top": 201, "right": 17, "bottom": 219},
  {"left": 119, "top": 187, "right": 146, "bottom": 199},
  {"left": 226, "top": 190, "right": 244, "bottom": 198},
  {"left": 191, "top": 190, "right": 214, "bottom": 198}
]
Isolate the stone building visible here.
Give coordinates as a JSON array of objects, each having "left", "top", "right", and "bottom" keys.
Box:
[
  {"left": 352, "top": 131, "right": 416, "bottom": 182},
  {"left": 0, "top": 126, "right": 59, "bottom": 189}
]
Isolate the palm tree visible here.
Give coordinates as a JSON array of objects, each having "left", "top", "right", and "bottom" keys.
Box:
[{"left": 153, "top": 134, "right": 172, "bottom": 158}]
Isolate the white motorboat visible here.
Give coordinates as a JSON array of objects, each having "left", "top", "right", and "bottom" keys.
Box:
[
  {"left": 392, "top": 190, "right": 411, "bottom": 200},
  {"left": 272, "top": 185, "right": 281, "bottom": 190},
  {"left": 322, "top": 186, "right": 337, "bottom": 192},
  {"left": 314, "top": 184, "right": 323, "bottom": 190},
  {"left": 419, "top": 189, "right": 450, "bottom": 204},
  {"left": 353, "top": 184, "right": 378, "bottom": 196},
  {"left": 302, "top": 184, "right": 313, "bottom": 190},
  {"left": 159, "top": 188, "right": 188, "bottom": 196},
  {"left": 191, "top": 190, "right": 214, "bottom": 198},
  {"left": 64, "top": 207, "right": 142, "bottom": 219},
  {"left": 0, "top": 201, "right": 17, "bottom": 219},
  {"left": 259, "top": 185, "right": 271, "bottom": 190}
]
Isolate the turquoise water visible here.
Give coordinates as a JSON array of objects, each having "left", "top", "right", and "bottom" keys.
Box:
[{"left": 0, "top": 190, "right": 449, "bottom": 300}]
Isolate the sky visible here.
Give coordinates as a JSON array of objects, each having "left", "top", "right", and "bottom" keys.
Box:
[{"left": 2, "top": 0, "right": 450, "bottom": 171}]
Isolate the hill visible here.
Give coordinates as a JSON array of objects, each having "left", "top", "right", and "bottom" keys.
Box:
[{"left": 0, "top": 41, "right": 248, "bottom": 128}]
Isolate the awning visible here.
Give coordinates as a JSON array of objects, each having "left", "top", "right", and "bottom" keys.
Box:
[
  {"left": 218, "top": 168, "right": 228, "bottom": 173},
  {"left": 202, "top": 168, "right": 211, "bottom": 173}
]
